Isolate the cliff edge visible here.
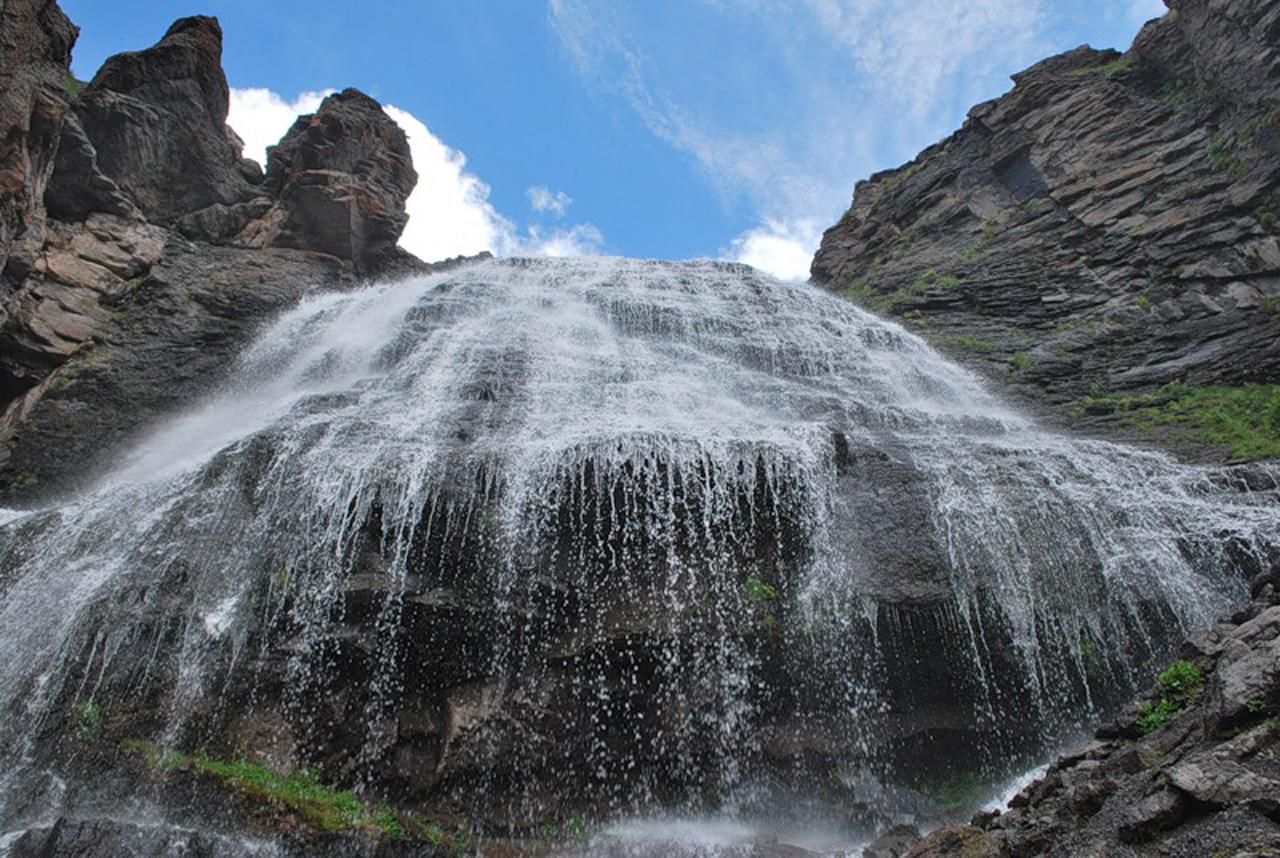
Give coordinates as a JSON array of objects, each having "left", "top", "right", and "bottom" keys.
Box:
[
  {"left": 812, "top": 0, "right": 1280, "bottom": 462},
  {"left": 0, "top": 3, "right": 477, "bottom": 501}
]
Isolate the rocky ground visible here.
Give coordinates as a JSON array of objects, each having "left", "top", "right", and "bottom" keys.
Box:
[
  {"left": 0, "top": 2, "right": 483, "bottom": 502},
  {"left": 862, "top": 564, "right": 1280, "bottom": 858},
  {"left": 811, "top": 0, "right": 1280, "bottom": 463}
]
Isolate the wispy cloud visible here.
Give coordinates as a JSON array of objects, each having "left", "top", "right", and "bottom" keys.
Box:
[
  {"left": 548, "top": 0, "right": 1054, "bottom": 278},
  {"left": 229, "top": 88, "right": 604, "bottom": 263},
  {"left": 527, "top": 185, "right": 573, "bottom": 217}
]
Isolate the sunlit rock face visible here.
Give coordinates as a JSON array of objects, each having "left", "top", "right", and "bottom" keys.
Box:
[{"left": 0, "top": 258, "right": 1277, "bottom": 842}]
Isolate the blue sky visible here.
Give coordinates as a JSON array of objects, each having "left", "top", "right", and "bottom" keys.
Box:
[{"left": 61, "top": 0, "right": 1165, "bottom": 278}]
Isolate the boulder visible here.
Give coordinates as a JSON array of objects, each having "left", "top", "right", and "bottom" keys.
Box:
[{"left": 864, "top": 823, "right": 922, "bottom": 858}]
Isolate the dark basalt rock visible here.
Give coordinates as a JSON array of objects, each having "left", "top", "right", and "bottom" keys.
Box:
[
  {"left": 66, "top": 15, "right": 255, "bottom": 226},
  {"left": 0, "top": 0, "right": 77, "bottom": 278},
  {"left": 241, "top": 88, "right": 418, "bottom": 272},
  {"left": 811, "top": 0, "right": 1280, "bottom": 459},
  {"left": 884, "top": 572, "right": 1280, "bottom": 857}
]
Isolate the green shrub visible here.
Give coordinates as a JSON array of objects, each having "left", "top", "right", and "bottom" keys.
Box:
[{"left": 1137, "top": 659, "right": 1204, "bottom": 734}]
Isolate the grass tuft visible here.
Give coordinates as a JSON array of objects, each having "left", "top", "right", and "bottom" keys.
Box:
[{"left": 1076, "top": 382, "right": 1280, "bottom": 460}]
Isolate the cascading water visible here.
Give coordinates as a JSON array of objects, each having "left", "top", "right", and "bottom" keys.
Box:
[{"left": 0, "top": 257, "right": 1277, "bottom": 854}]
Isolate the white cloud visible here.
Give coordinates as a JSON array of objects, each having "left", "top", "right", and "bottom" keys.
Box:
[
  {"left": 723, "top": 219, "right": 822, "bottom": 282},
  {"left": 228, "top": 87, "right": 332, "bottom": 167},
  {"left": 527, "top": 185, "right": 573, "bottom": 217},
  {"left": 228, "top": 88, "right": 604, "bottom": 263},
  {"left": 548, "top": 0, "right": 1053, "bottom": 275},
  {"left": 383, "top": 104, "right": 510, "bottom": 260}
]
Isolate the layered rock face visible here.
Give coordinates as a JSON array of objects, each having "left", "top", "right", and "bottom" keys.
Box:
[
  {"left": 811, "top": 0, "right": 1280, "bottom": 458},
  {"left": 0, "top": 5, "right": 450, "bottom": 499}
]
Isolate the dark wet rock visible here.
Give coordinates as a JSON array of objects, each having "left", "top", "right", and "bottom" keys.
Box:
[
  {"left": 6, "top": 816, "right": 450, "bottom": 857},
  {"left": 864, "top": 823, "right": 922, "bottom": 858},
  {"left": 811, "top": 0, "right": 1280, "bottom": 460},
  {"left": 921, "top": 582, "right": 1280, "bottom": 856},
  {"left": 241, "top": 88, "right": 417, "bottom": 272},
  {"left": 1116, "top": 788, "right": 1187, "bottom": 844}
]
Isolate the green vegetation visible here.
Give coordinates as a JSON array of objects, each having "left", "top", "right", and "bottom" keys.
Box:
[
  {"left": 1207, "top": 134, "right": 1246, "bottom": 176},
  {"left": 1075, "top": 382, "right": 1280, "bottom": 460},
  {"left": 1137, "top": 659, "right": 1204, "bottom": 734},
  {"left": 979, "top": 217, "right": 999, "bottom": 244},
  {"left": 1068, "top": 54, "right": 1138, "bottom": 78},
  {"left": 122, "top": 742, "right": 426, "bottom": 840},
  {"left": 64, "top": 71, "right": 86, "bottom": 102},
  {"left": 1009, "top": 351, "right": 1032, "bottom": 371},
  {"left": 73, "top": 699, "right": 101, "bottom": 742},
  {"left": 1024, "top": 196, "right": 1050, "bottom": 211},
  {"left": 924, "top": 774, "right": 989, "bottom": 813},
  {"left": 911, "top": 268, "right": 960, "bottom": 291},
  {"left": 952, "top": 334, "right": 993, "bottom": 352},
  {"left": 1077, "top": 634, "right": 1103, "bottom": 678},
  {"left": 743, "top": 575, "right": 778, "bottom": 607},
  {"left": 405, "top": 816, "right": 472, "bottom": 856},
  {"left": 1136, "top": 291, "right": 1152, "bottom": 312},
  {"left": 5, "top": 472, "right": 39, "bottom": 498},
  {"left": 1260, "top": 295, "right": 1280, "bottom": 316},
  {"left": 742, "top": 575, "right": 780, "bottom": 636},
  {"left": 958, "top": 244, "right": 984, "bottom": 264}
]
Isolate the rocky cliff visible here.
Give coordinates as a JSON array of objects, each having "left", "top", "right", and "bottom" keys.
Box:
[
  {"left": 812, "top": 0, "right": 1280, "bottom": 462},
  {"left": 0, "top": 2, "right": 471, "bottom": 501}
]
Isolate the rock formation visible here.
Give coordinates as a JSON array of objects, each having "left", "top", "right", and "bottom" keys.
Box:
[
  {"left": 0, "top": 4, "right": 470, "bottom": 500},
  {"left": 878, "top": 563, "right": 1280, "bottom": 857},
  {"left": 811, "top": 0, "right": 1280, "bottom": 461}
]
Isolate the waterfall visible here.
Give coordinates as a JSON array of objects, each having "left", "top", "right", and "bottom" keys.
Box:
[{"left": 0, "top": 257, "right": 1276, "bottom": 848}]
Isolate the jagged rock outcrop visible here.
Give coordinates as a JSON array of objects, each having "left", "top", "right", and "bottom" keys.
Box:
[
  {"left": 53, "top": 16, "right": 256, "bottom": 227},
  {"left": 241, "top": 88, "right": 417, "bottom": 270},
  {"left": 0, "top": 0, "right": 77, "bottom": 276},
  {"left": 811, "top": 0, "right": 1280, "bottom": 460},
  {"left": 886, "top": 564, "right": 1280, "bottom": 857},
  {"left": 0, "top": 4, "right": 460, "bottom": 499}
]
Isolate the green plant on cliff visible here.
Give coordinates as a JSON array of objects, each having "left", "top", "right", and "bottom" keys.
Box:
[
  {"left": 743, "top": 575, "right": 780, "bottom": 636},
  {"left": 1068, "top": 54, "right": 1137, "bottom": 79},
  {"left": 1076, "top": 382, "right": 1280, "bottom": 460},
  {"left": 1207, "top": 134, "right": 1246, "bottom": 176},
  {"left": 952, "top": 334, "right": 993, "bottom": 352},
  {"left": 64, "top": 71, "right": 86, "bottom": 101},
  {"left": 1137, "top": 659, "right": 1204, "bottom": 734},
  {"left": 122, "top": 741, "right": 411, "bottom": 838},
  {"left": 73, "top": 699, "right": 101, "bottom": 742}
]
